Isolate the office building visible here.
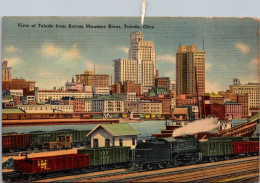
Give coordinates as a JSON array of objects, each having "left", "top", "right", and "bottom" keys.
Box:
[{"left": 176, "top": 44, "right": 205, "bottom": 96}]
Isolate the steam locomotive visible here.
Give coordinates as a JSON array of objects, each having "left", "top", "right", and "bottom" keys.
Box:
[{"left": 5, "top": 136, "right": 259, "bottom": 181}]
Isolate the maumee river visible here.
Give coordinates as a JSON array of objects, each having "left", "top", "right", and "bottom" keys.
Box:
[{"left": 2, "top": 120, "right": 170, "bottom": 139}]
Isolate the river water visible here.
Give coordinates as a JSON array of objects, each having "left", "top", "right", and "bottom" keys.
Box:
[{"left": 2, "top": 120, "right": 169, "bottom": 138}]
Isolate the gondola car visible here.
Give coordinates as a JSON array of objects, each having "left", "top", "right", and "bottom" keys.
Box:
[
  {"left": 199, "top": 136, "right": 259, "bottom": 162},
  {"left": 14, "top": 154, "right": 90, "bottom": 180},
  {"left": 78, "top": 146, "right": 130, "bottom": 170}
]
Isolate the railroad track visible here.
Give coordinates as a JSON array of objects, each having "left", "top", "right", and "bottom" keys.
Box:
[
  {"left": 151, "top": 161, "right": 259, "bottom": 182},
  {"left": 103, "top": 156, "right": 259, "bottom": 182},
  {"left": 41, "top": 156, "right": 258, "bottom": 182}
]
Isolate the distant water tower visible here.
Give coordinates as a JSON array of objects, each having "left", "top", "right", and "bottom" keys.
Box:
[{"left": 233, "top": 78, "right": 241, "bottom": 85}]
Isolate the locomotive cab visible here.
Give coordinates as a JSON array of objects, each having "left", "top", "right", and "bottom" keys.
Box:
[{"left": 129, "top": 139, "right": 171, "bottom": 170}]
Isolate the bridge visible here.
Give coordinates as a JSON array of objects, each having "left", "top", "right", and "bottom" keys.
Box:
[{"left": 218, "top": 113, "right": 259, "bottom": 137}]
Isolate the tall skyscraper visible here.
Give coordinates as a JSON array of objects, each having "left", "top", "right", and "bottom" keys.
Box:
[
  {"left": 114, "top": 58, "right": 137, "bottom": 84},
  {"left": 176, "top": 44, "right": 205, "bottom": 96},
  {"left": 128, "top": 32, "right": 156, "bottom": 88},
  {"left": 2, "top": 61, "right": 12, "bottom": 81}
]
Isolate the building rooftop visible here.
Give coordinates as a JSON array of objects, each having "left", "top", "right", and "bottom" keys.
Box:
[
  {"left": 224, "top": 101, "right": 240, "bottom": 105},
  {"left": 37, "top": 90, "right": 92, "bottom": 93},
  {"left": 92, "top": 95, "right": 122, "bottom": 101},
  {"left": 87, "top": 123, "right": 140, "bottom": 137},
  {"left": 2, "top": 108, "right": 24, "bottom": 114}
]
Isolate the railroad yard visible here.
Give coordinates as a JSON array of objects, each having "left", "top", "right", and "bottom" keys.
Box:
[{"left": 3, "top": 156, "right": 258, "bottom": 182}]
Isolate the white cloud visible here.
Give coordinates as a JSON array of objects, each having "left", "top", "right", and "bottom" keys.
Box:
[
  {"left": 163, "top": 71, "right": 174, "bottom": 79},
  {"left": 205, "top": 80, "right": 223, "bottom": 93},
  {"left": 117, "top": 46, "right": 129, "bottom": 54},
  {"left": 157, "top": 54, "right": 176, "bottom": 63},
  {"left": 5, "top": 46, "right": 18, "bottom": 53},
  {"left": 41, "top": 43, "right": 82, "bottom": 60},
  {"left": 41, "top": 43, "right": 61, "bottom": 57},
  {"left": 236, "top": 43, "right": 250, "bottom": 54},
  {"left": 63, "top": 44, "right": 81, "bottom": 60},
  {"left": 2, "top": 57, "right": 23, "bottom": 66}
]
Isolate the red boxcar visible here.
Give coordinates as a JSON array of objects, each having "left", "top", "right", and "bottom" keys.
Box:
[
  {"left": 233, "top": 141, "right": 259, "bottom": 155},
  {"left": 2, "top": 134, "right": 30, "bottom": 150},
  {"left": 14, "top": 154, "right": 90, "bottom": 174}
]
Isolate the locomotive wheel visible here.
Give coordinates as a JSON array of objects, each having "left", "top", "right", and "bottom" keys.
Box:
[
  {"left": 114, "top": 163, "right": 121, "bottom": 169},
  {"left": 146, "top": 163, "right": 153, "bottom": 170},
  {"left": 173, "top": 160, "right": 180, "bottom": 166},
  {"left": 209, "top": 157, "right": 215, "bottom": 162},
  {"left": 158, "top": 163, "right": 165, "bottom": 169},
  {"left": 128, "top": 162, "right": 135, "bottom": 170}
]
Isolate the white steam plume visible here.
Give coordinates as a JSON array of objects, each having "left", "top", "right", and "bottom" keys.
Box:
[
  {"left": 172, "top": 118, "right": 219, "bottom": 137},
  {"left": 141, "top": 0, "right": 146, "bottom": 25}
]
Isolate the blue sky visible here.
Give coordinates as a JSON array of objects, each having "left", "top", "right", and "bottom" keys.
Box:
[{"left": 2, "top": 17, "right": 259, "bottom": 92}]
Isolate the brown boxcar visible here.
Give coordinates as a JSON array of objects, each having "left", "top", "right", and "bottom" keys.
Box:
[
  {"left": 2, "top": 134, "right": 30, "bottom": 151},
  {"left": 233, "top": 141, "right": 259, "bottom": 155},
  {"left": 14, "top": 154, "right": 90, "bottom": 174}
]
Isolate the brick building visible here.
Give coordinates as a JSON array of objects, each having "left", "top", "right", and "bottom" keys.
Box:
[
  {"left": 112, "top": 81, "right": 142, "bottom": 96},
  {"left": 225, "top": 101, "right": 242, "bottom": 119},
  {"left": 237, "top": 94, "right": 249, "bottom": 117},
  {"left": 76, "top": 70, "right": 109, "bottom": 87},
  {"left": 155, "top": 77, "right": 169, "bottom": 90},
  {"left": 2, "top": 79, "right": 35, "bottom": 91},
  {"left": 74, "top": 98, "right": 86, "bottom": 112}
]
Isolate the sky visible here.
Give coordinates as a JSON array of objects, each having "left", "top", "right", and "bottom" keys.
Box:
[{"left": 2, "top": 17, "right": 259, "bottom": 92}]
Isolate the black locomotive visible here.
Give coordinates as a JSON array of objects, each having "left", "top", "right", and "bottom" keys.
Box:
[{"left": 129, "top": 137, "right": 201, "bottom": 170}]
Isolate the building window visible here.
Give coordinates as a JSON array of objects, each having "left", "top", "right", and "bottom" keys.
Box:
[
  {"left": 132, "top": 138, "right": 135, "bottom": 146},
  {"left": 93, "top": 139, "right": 99, "bottom": 148},
  {"left": 105, "top": 139, "right": 110, "bottom": 147},
  {"left": 119, "top": 139, "right": 123, "bottom": 146}
]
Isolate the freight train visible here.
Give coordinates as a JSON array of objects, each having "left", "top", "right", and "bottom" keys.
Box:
[
  {"left": 7, "top": 136, "right": 259, "bottom": 180},
  {"left": 2, "top": 129, "right": 91, "bottom": 153}
]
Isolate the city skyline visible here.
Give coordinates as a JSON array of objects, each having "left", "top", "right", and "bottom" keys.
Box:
[{"left": 2, "top": 17, "right": 259, "bottom": 92}]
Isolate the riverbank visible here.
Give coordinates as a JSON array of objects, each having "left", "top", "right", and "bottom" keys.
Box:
[{"left": 2, "top": 118, "right": 119, "bottom": 127}]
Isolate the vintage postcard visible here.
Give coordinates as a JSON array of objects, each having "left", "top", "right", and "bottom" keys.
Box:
[{"left": 2, "top": 17, "right": 259, "bottom": 182}]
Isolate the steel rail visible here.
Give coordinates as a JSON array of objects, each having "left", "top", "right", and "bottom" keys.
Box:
[{"left": 106, "top": 157, "right": 259, "bottom": 182}]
